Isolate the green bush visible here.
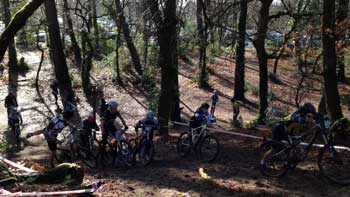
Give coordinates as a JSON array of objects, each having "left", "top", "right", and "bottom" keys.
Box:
[
  {"left": 230, "top": 116, "right": 243, "bottom": 129},
  {"left": 148, "top": 44, "right": 159, "bottom": 67},
  {"left": 245, "top": 82, "right": 259, "bottom": 96}
]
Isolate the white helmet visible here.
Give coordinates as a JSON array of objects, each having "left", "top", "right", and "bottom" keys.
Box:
[{"left": 107, "top": 101, "right": 118, "bottom": 111}]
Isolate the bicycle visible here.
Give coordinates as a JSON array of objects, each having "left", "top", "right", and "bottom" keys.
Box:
[
  {"left": 55, "top": 127, "right": 98, "bottom": 169},
  {"left": 97, "top": 128, "right": 134, "bottom": 168},
  {"left": 129, "top": 127, "right": 155, "bottom": 166},
  {"left": 259, "top": 114, "right": 350, "bottom": 185},
  {"left": 177, "top": 121, "right": 220, "bottom": 162}
]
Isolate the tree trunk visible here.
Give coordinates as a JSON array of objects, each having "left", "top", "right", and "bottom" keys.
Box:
[
  {"left": 253, "top": 0, "right": 273, "bottom": 122},
  {"left": 115, "top": 0, "right": 143, "bottom": 75},
  {"left": 197, "top": 0, "right": 208, "bottom": 88},
  {"left": 147, "top": 0, "right": 180, "bottom": 135},
  {"left": 322, "top": 0, "right": 343, "bottom": 120},
  {"left": 3, "top": 0, "right": 18, "bottom": 66},
  {"left": 0, "top": 0, "right": 45, "bottom": 63},
  {"left": 44, "top": 0, "right": 76, "bottom": 106},
  {"left": 318, "top": 94, "right": 327, "bottom": 114},
  {"left": 62, "top": 0, "right": 82, "bottom": 67},
  {"left": 336, "top": 0, "right": 349, "bottom": 82},
  {"left": 81, "top": 29, "right": 93, "bottom": 94},
  {"left": 91, "top": 0, "right": 99, "bottom": 51},
  {"left": 115, "top": 21, "right": 122, "bottom": 83},
  {"left": 234, "top": 0, "right": 248, "bottom": 101}
]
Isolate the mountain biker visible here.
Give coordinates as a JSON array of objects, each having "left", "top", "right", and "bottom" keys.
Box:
[
  {"left": 135, "top": 111, "right": 159, "bottom": 142},
  {"left": 261, "top": 102, "right": 317, "bottom": 167},
  {"left": 100, "top": 101, "right": 128, "bottom": 153},
  {"left": 26, "top": 109, "right": 70, "bottom": 168},
  {"left": 80, "top": 113, "right": 99, "bottom": 148},
  {"left": 189, "top": 103, "right": 214, "bottom": 131},
  {"left": 8, "top": 107, "right": 23, "bottom": 128},
  {"left": 272, "top": 102, "right": 317, "bottom": 143},
  {"left": 210, "top": 90, "right": 219, "bottom": 117},
  {"left": 5, "top": 92, "right": 18, "bottom": 115}
]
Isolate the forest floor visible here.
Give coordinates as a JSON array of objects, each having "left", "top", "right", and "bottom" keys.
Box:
[{"left": 0, "top": 49, "right": 350, "bottom": 196}]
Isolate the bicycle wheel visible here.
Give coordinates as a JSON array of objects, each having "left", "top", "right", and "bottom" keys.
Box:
[
  {"left": 55, "top": 148, "right": 72, "bottom": 164},
  {"left": 78, "top": 147, "right": 98, "bottom": 169},
  {"left": 259, "top": 140, "right": 290, "bottom": 177},
  {"left": 139, "top": 140, "right": 154, "bottom": 166},
  {"left": 177, "top": 132, "right": 192, "bottom": 157},
  {"left": 118, "top": 140, "right": 135, "bottom": 167},
  {"left": 198, "top": 134, "right": 220, "bottom": 162},
  {"left": 318, "top": 145, "right": 350, "bottom": 185},
  {"left": 129, "top": 138, "right": 138, "bottom": 155}
]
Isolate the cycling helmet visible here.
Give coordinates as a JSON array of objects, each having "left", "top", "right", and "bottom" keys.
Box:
[
  {"left": 302, "top": 102, "right": 316, "bottom": 114},
  {"left": 87, "top": 113, "right": 96, "bottom": 122},
  {"left": 146, "top": 111, "right": 155, "bottom": 120},
  {"left": 107, "top": 101, "right": 118, "bottom": 111},
  {"left": 201, "top": 103, "right": 210, "bottom": 110}
]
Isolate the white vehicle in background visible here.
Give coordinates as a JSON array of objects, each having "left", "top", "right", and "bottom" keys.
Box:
[
  {"left": 34, "top": 31, "right": 47, "bottom": 43},
  {"left": 0, "top": 21, "right": 5, "bottom": 33}
]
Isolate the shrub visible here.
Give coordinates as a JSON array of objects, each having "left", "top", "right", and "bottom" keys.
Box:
[
  {"left": 230, "top": 116, "right": 243, "bottom": 129},
  {"left": 245, "top": 82, "right": 259, "bottom": 96}
]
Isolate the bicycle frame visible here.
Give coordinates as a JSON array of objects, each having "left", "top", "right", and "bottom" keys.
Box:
[
  {"left": 189, "top": 124, "right": 208, "bottom": 145},
  {"left": 275, "top": 124, "right": 334, "bottom": 163}
]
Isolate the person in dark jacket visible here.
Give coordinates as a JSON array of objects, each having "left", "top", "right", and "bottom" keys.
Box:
[
  {"left": 210, "top": 90, "right": 219, "bottom": 117},
  {"left": 80, "top": 113, "right": 99, "bottom": 147},
  {"left": 190, "top": 103, "right": 214, "bottom": 131},
  {"left": 5, "top": 91, "right": 18, "bottom": 114}
]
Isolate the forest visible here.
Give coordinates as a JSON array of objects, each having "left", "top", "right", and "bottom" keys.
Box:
[{"left": 0, "top": 0, "right": 350, "bottom": 196}]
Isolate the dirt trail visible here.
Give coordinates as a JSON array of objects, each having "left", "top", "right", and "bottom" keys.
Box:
[{"left": 0, "top": 51, "right": 55, "bottom": 162}]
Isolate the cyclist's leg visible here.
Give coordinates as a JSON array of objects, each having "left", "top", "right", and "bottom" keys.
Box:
[
  {"left": 211, "top": 104, "right": 216, "bottom": 116},
  {"left": 80, "top": 133, "right": 89, "bottom": 148},
  {"left": 272, "top": 124, "right": 288, "bottom": 143},
  {"left": 261, "top": 124, "right": 286, "bottom": 164},
  {"left": 149, "top": 130, "right": 154, "bottom": 142},
  {"left": 47, "top": 140, "right": 57, "bottom": 167}
]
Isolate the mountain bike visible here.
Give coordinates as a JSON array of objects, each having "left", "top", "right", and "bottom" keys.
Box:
[
  {"left": 129, "top": 127, "right": 155, "bottom": 166},
  {"left": 177, "top": 121, "right": 220, "bottom": 162},
  {"left": 55, "top": 127, "right": 98, "bottom": 169},
  {"left": 98, "top": 128, "right": 134, "bottom": 168},
  {"left": 260, "top": 114, "right": 350, "bottom": 185}
]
